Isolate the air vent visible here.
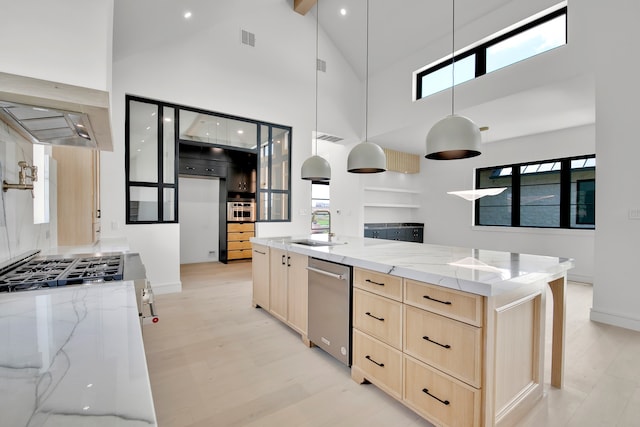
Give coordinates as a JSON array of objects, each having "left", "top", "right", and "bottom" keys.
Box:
[
  {"left": 241, "top": 29, "right": 255, "bottom": 47},
  {"left": 315, "top": 132, "right": 343, "bottom": 143},
  {"left": 317, "top": 59, "right": 326, "bottom": 72}
]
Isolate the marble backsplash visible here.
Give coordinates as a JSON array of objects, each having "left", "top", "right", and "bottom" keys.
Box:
[{"left": 0, "top": 120, "right": 57, "bottom": 263}]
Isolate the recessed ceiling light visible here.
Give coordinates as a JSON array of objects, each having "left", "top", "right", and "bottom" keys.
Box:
[
  {"left": 340, "top": 8, "right": 347, "bottom": 16},
  {"left": 164, "top": 117, "right": 172, "bottom": 122},
  {"left": 237, "top": 130, "right": 244, "bottom": 134},
  {"left": 184, "top": 11, "right": 192, "bottom": 19}
]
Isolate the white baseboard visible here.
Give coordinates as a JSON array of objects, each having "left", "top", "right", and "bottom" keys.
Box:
[
  {"left": 590, "top": 308, "right": 640, "bottom": 332},
  {"left": 567, "top": 273, "right": 593, "bottom": 284},
  {"left": 151, "top": 281, "right": 182, "bottom": 294}
]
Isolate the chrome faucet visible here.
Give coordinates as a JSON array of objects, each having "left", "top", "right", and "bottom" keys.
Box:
[{"left": 311, "top": 209, "right": 333, "bottom": 239}]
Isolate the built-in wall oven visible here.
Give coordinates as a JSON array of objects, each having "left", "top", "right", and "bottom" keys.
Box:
[{"left": 227, "top": 201, "right": 255, "bottom": 222}]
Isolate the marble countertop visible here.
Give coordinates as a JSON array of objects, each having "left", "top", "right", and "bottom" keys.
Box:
[
  {"left": 251, "top": 235, "right": 574, "bottom": 296},
  {"left": 0, "top": 281, "right": 157, "bottom": 427}
]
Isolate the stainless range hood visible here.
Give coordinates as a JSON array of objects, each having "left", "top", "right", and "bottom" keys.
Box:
[{"left": 0, "top": 72, "right": 113, "bottom": 151}]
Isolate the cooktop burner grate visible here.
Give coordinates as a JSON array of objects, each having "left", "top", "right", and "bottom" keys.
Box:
[{"left": 0, "top": 254, "right": 124, "bottom": 292}]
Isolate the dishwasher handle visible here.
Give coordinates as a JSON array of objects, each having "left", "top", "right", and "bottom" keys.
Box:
[{"left": 306, "top": 265, "right": 346, "bottom": 281}]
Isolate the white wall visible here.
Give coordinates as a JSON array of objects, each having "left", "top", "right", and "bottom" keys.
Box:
[
  {"left": 0, "top": 0, "right": 113, "bottom": 91},
  {"left": 107, "top": 0, "right": 363, "bottom": 290},
  {"left": 590, "top": 0, "right": 640, "bottom": 330},
  {"left": 179, "top": 177, "right": 220, "bottom": 264}
]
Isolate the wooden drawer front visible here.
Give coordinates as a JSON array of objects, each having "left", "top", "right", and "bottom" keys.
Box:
[
  {"left": 228, "top": 222, "right": 254, "bottom": 232},
  {"left": 404, "top": 306, "right": 482, "bottom": 388},
  {"left": 353, "top": 329, "right": 403, "bottom": 400},
  {"left": 354, "top": 268, "right": 403, "bottom": 301},
  {"left": 228, "top": 231, "right": 254, "bottom": 242},
  {"left": 404, "top": 279, "right": 483, "bottom": 327},
  {"left": 404, "top": 356, "right": 480, "bottom": 427},
  {"left": 353, "top": 289, "right": 402, "bottom": 349},
  {"left": 228, "top": 240, "right": 252, "bottom": 250},
  {"left": 227, "top": 249, "right": 252, "bottom": 260}
]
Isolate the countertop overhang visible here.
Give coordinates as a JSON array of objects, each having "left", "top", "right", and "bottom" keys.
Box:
[{"left": 251, "top": 235, "right": 574, "bottom": 297}]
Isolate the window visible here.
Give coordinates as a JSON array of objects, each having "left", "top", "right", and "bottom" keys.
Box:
[
  {"left": 416, "top": 5, "right": 567, "bottom": 100},
  {"left": 475, "top": 154, "right": 595, "bottom": 229},
  {"left": 126, "top": 97, "right": 177, "bottom": 223},
  {"left": 311, "top": 181, "right": 330, "bottom": 234},
  {"left": 126, "top": 95, "right": 292, "bottom": 224}
]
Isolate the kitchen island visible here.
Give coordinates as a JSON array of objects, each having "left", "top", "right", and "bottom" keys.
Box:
[
  {"left": 251, "top": 235, "right": 573, "bottom": 427},
  {"left": 0, "top": 281, "right": 157, "bottom": 427}
]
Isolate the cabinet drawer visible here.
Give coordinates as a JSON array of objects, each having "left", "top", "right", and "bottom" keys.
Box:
[
  {"left": 404, "top": 355, "right": 481, "bottom": 427},
  {"left": 228, "top": 240, "right": 252, "bottom": 250},
  {"left": 353, "top": 289, "right": 402, "bottom": 349},
  {"left": 228, "top": 231, "right": 254, "bottom": 241},
  {"left": 227, "top": 249, "right": 253, "bottom": 260},
  {"left": 353, "top": 329, "right": 403, "bottom": 400},
  {"left": 404, "top": 305, "right": 482, "bottom": 388},
  {"left": 404, "top": 279, "right": 484, "bottom": 327},
  {"left": 354, "top": 268, "right": 403, "bottom": 301},
  {"left": 228, "top": 222, "right": 254, "bottom": 232}
]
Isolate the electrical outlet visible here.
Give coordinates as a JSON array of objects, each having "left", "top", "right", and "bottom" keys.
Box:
[
  {"left": 209, "top": 250, "right": 216, "bottom": 255},
  {"left": 629, "top": 208, "right": 640, "bottom": 220}
]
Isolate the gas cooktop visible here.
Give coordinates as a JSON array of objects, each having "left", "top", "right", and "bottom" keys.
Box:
[{"left": 0, "top": 252, "right": 124, "bottom": 292}]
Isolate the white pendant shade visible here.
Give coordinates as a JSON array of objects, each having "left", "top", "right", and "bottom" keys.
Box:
[
  {"left": 347, "top": 141, "right": 386, "bottom": 173},
  {"left": 301, "top": 154, "right": 331, "bottom": 181},
  {"left": 425, "top": 114, "right": 481, "bottom": 160}
]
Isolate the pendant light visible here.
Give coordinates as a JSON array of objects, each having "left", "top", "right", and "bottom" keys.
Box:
[
  {"left": 347, "top": 0, "right": 386, "bottom": 174},
  {"left": 301, "top": 0, "right": 331, "bottom": 181},
  {"left": 425, "top": 0, "right": 481, "bottom": 160}
]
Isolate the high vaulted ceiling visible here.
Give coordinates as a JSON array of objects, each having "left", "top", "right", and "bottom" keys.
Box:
[{"left": 113, "top": 0, "right": 594, "bottom": 154}]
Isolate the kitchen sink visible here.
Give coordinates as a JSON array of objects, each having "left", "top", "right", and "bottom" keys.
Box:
[{"left": 290, "top": 239, "right": 346, "bottom": 247}]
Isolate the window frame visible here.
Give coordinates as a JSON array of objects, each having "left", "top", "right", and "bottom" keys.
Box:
[
  {"left": 125, "top": 95, "right": 292, "bottom": 224},
  {"left": 474, "top": 154, "right": 595, "bottom": 230},
  {"left": 416, "top": 5, "right": 567, "bottom": 100}
]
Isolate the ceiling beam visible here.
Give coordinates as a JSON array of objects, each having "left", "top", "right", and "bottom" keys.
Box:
[{"left": 294, "top": 0, "right": 317, "bottom": 15}]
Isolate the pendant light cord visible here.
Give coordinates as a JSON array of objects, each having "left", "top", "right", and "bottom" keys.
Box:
[
  {"left": 451, "top": 0, "right": 455, "bottom": 116},
  {"left": 314, "top": 0, "right": 319, "bottom": 155},
  {"left": 365, "top": 0, "right": 369, "bottom": 142}
]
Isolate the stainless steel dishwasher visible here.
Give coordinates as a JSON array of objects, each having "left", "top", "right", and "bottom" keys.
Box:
[{"left": 307, "top": 257, "right": 352, "bottom": 366}]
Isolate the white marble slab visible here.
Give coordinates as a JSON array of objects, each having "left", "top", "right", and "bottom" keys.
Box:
[
  {"left": 0, "top": 281, "right": 157, "bottom": 427},
  {"left": 251, "top": 235, "right": 574, "bottom": 296}
]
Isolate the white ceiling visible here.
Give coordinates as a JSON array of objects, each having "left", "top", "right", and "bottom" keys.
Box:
[{"left": 113, "top": 0, "right": 595, "bottom": 154}]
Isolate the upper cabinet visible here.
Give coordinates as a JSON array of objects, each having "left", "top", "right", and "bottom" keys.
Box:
[{"left": 228, "top": 151, "right": 257, "bottom": 195}]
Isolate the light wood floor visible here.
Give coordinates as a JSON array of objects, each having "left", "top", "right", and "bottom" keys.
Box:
[{"left": 143, "top": 262, "right": 640, "bottom": 427}]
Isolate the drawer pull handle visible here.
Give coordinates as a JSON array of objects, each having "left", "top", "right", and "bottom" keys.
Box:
[
  {"left": 254, "top": 250, "right": 266, "bottom": 255},
  {"left": 423, "top": 295, "right": 452, "bottom": 305},
  {"left": 365, "top": 312, "right": 384, "bottom": 322},
  {"left": 422, "top": 336, "right": 451, "bottom": 349},
  {"left": 422, "top": 388, "right": 450, "bottom": 406},
  {"left": 365, "top": 355, "right": 384, "bottom": 367},
  {"left": 365, "top": 279, "right": 385, "bottom": 286},
  {"left": 185, "top": 166, "right": 196, "bottom": 170}
]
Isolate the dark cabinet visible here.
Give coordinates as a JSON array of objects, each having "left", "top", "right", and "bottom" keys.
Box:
[
  {"left": 228, "top": 164, "right": 255, "bottom": 193},
  {"left": 179, "top": 158, "right": 227, "bottom": 178},
  {"left": 364, "top": 223, "right": 424, "bottom": 243}
]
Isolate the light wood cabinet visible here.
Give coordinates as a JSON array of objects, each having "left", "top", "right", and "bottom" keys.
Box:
[
  {"left": 404, "top": 355, "right": 481, "bottom": 427},
  {"left": 251, "top": 243, "right": 269, "bottom": 310},
  {"left": 255, "top": 246, "right": 309, "bottom": 341},
  {"left": 352, "top": 268, "right": 404, "bottom": 403},
  {"left": 352, "top": 267, "right": 545, "bottom": 427},
  {"left": 404, "top": 305, "right": 483, "bottom": 388},
  {"left": 227, "top": 222, "right": 254, "bottom": 260},
  {"left": 52, "top": 146, "right": 100, "bottom": 246}
]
